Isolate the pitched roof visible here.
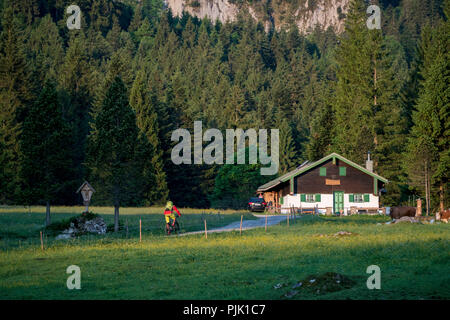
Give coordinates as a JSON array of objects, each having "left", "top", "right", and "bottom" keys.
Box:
[
  {"left": 257, "top": 152, "right": 388, "bottom": 192},
  {"left": 76, "top": 181, "right": 96, "bottom": 193}
]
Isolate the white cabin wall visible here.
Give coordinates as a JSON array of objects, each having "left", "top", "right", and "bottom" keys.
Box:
[{"left": 281, "top": 193, "right": 380, "bottom": 214}]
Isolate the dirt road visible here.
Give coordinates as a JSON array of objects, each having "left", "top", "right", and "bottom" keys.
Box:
[{"left": 178, "top": 214, "right": 287, "bottom": 236}]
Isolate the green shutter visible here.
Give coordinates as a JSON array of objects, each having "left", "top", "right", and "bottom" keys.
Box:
[
  {"left": 349, "top": 194, "right": 354, "bottom": 202},
  {"left": 300, "top": 194, "right": 306, "bottom": 202},
  {"left": 280, "top": 196, "right": 284, "bottom": 204},
  {"left": 319, "top": 167, "right": 327, "bottom": 176},
  {"left": 290, "top": 178, "right": 294, "bottom": 194},
  {"left": 315, "top": 194, "right": 321, "bottom": 202},
  {"left": 364, "top": 194, "right": 370, "bottom": 202},
  {"left": 339, "top": 166, "right": 346, "bottom": 176}
]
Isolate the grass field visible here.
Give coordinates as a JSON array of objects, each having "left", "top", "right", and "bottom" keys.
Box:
[
  {"left": 0, "top": 207, "right": 449, "bottom": 300},
  {"left": 0, "top": 206, "right": 253, "bottom": 248}
]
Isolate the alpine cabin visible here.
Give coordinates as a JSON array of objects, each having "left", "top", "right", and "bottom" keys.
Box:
[{"left": 256, "top": 152, "right": 388, "bottom": 215}]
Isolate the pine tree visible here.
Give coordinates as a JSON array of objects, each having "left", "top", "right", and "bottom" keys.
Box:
[
  {"left": 404, "top": 11, "right": 449, "bottom": 213},
  {"left": 306, "top": 84, "right": 335, "bottom": 161},
  {"left": 130, "top": 70, "right": 169, "bottom": 205},
  {"left": 333, "top": 0, "right": 378, "bottom": 163},
  {"left": 58, "top": 33, "right": 93, "bottom": 193},
  {"left": 333, "top": 0, "right": 407, "bottom": 204},
  {"left": 86, "top": 76, "right": 141, "bottom": 231},
  {"left": 9, "top": 0, "right": 40, "bottom": 25},
  {"left": 275, "top": 115, "right": 298, "bottom": 174},
  {"left": 26, "top": 15, "right": 64, "bottom": 85},
  {"left": 0, "top": 7, "right": 33, "bottom": 203},
  {"left": 19, "top": 82, "right": 74, "bottom": 225}
]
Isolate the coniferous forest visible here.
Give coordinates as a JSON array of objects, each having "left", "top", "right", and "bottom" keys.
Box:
[{"left": 0, "top": 0, "right": 448, "bottom": 211}]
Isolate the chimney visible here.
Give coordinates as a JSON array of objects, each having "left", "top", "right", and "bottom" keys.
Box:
[{"left": 366, "top": 151, "right": 373, "bottom": 172}]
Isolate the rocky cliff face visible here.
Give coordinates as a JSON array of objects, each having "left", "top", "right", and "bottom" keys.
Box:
[{"left": 164, "top": 0, "right": 350, "bottom": 33}]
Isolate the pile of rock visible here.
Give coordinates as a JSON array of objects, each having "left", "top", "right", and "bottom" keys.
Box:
[
  {"left": 393, "top": 216, "right": 420, "bottom": 224},
  {"left": 333, "top": 231, "right": 355, "bottom": 236},
  {"left": 56, "top": 215, "right": 107, "bottom": 240},
  {"left": 317, "top": 230, "right": 357, "bottom": 237},
  {"left": 276, "top": 272, "right": 356, "bottom": 298}
]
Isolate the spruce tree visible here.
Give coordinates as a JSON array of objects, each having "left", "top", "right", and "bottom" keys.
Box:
[
  {"left": 58, "top": 34, "right": 93, "bottom": 194},
  {"left": 0, "top": 7, "right": 33, "bottom": 203},
  {"left": 19, "top": 82, "right": 74, "bottom": 225},
  {"left": 275, "top": 115, "right": 298, "bottom": 174},
  {"left": 404, "top": 13, "right": 449, "bottom": 213},
  {"left": 333, "top": 0, "right": 406, "bottom": 204},
  {"left": 130, "top": 70, "right": 169, "bottom": 205},
  {"left": 86, "top": 76, "right": 141, "bottom": 231}
]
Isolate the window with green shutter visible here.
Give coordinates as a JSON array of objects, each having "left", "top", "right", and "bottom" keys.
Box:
[
  {"left": 319, "top": 167, "right": 327, "bottom": 176},
  {"left": 339, "top": 166, "right": 346, "bottom": 176},
  {"left": 315, "top": 194, "right": 321, "bottom": 202},
  {"left": 350, "top": 194, "right": 370, "bottom": 203},
  {"left": 300, "top": 194, "right": 306, "bottom": 202},
  {"left": 280, "top": 196, "right": 284, "bottom": 204}
]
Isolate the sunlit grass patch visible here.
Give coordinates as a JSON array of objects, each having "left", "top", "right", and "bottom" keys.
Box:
[{"left": 0, "top": 212, "right": 448, "bottom": 299}]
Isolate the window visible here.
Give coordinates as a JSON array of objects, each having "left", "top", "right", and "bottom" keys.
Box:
[
  {"left": 339, "top": 166, "right": 346, "bottom": 176},
  {"left": 301, "top": 194, "right": 319, "bottom": 202},
  {"left": 319, "top": 167, "right": 327, "bottom": 176},
  {"left": 349, "top": 194, "right": 370, "bottom": 203}
]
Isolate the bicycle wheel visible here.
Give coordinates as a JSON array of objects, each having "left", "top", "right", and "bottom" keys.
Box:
[{"left": 174, "top": 220, "right": 180, "bottom": 234}]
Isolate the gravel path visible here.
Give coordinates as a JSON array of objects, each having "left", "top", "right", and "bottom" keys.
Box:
[{"left": 178, "top": 214, "right": 287, "bottom": 236}]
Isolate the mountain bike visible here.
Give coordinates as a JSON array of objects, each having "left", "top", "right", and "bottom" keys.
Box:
[{"left": 166, "top": 216, "right": 180, "bottom": 235}]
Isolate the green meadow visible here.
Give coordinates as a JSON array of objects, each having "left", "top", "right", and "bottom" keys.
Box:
[{"left": 0, "top": 207, "right": 449, "bottom": 300}]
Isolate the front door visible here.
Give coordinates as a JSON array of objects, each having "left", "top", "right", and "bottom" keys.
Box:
[{"left": 334, "top": 191, "right": 344, "bottom": 214}]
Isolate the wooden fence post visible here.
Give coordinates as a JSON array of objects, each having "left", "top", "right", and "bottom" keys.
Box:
[
  {"left": 287, "top": 209, "right": 290, "bottom": 227},
  {"left": 40, "top": 231, "right": 44, "bottom": 250},
  {"left": 204, "top": 219, "right": 207, "bottom": 239},
  {"left": 139, "top": 218, "right": 142, "bottom": 243},
  {"left": 292, "top": 205, "right": 297, "bottom": 223},
  {"left": 240, "top": 215, "right": 243, "bottom": 236},
  {"left": 265, "top": 213, "right": 268, "bottom": 232}
]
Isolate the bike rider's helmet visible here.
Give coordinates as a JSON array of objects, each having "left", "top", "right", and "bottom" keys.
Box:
[{"left": 166, "top": 201, "right": 173, "bottom": 211}]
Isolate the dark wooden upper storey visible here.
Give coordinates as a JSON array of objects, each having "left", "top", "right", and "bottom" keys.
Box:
[
  {"left": 257, "top": 153, "right": 388, "bottom": 197},
  {"left": 296, "top": 158, "right": 377, "bottom": 194}
]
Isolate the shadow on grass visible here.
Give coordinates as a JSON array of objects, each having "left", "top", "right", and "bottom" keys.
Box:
[{"left": 0, "top": 211, "right": 257, "bottom": 250}]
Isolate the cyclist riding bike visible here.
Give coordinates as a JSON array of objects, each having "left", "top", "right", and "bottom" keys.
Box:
[{"left": 164, "top": 201, "right": 181, "bottom": 235}]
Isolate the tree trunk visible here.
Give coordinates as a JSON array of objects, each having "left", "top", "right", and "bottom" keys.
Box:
[
  {"left": 425, "top": 162, "right": 429, "bottom": 216},
  {"left": 373, "top": 63, "right": 377, "bottom": 106},
  {"left": 440, "top": 182, "right": 444, "bottom": 213},
  {"left": 428, "top": 169, "right": 432, "bottom": 215},
  {"left": 46, "top": 201, "right": 51, "bottom": 226},
  {"left": 114, "top": 204, "right": 120, "bottom": 232}
]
